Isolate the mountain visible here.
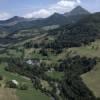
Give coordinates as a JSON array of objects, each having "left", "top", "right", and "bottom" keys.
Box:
[
  {"left": 64, "top": 6, "right": 90, "bottom": 17},
  {"left": 47, "top": 13, "right": 65, "bottom": 19},
  {"left": 47, "top": 12, "right": 100, "bottom": 49},
  {"left": 69, "top": 6, "right": 90, "bottom": 15},
  {"left": 0, "top": 16, "right": 26, "bottom": 26},
  {"left": 62, "top": 6, "right": 90, "bottom": 24},
  {"left": 40, "top": 13, "right": 68, "bottom": 26},
  {"left": 0, "top": 6, "right": 90, "bottom": 34},
  {"left": 0, "top": 13, "right": 68, "bottom": 33},
  {"left": 5, "top": 16, "right": 25, "bottom": 22}
]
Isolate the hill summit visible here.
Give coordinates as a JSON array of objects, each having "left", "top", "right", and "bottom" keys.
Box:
[{"left": 64, "top": 6, "right": 90, "bottom": 16}]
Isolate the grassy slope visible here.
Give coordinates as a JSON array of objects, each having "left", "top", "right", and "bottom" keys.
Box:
[
  {"left": 0, "top": 63, "right": 51, "bottom": 100},
  {"left": 46, "top": 71, "right": 63, "bottom": 80},
  {"left": 82, "top": 63, "right": 100, "bottom": 97},
  {"left": 68, "top": 40, "right": 100, "bottom": 58},
  {"left": 67, "top": 40, "right": 100, "bottom": 97}
]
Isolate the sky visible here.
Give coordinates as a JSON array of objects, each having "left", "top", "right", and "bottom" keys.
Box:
[{"left": 0, "top": 0, "right": 100, "bottom": 20}]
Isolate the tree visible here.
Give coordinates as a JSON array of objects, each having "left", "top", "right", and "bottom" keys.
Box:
[
  {"left": 5, "top": 81, "right": 18, "bottom": 88},
  {"left": 19, "top": 83, "right": 28, "bottom": 90},
  {"left": 39, "top": 49, "right": 48, "bottom": 56},
  {"left": 0, "top": 75, "right": 3, "bottom": 80}
]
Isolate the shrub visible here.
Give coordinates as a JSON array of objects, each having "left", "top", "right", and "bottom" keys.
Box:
[
  {"left": 0, "top": 83, "right": 2, "bottom": 87},
  {"left": 5, "top": 81, "right": 18, "bottom": 88},
  {"left": 0, "top": 75, "right": 3, "bottom": 80},
  {"left": 19, "top": 83, "right": 28, "bottom": 90}
]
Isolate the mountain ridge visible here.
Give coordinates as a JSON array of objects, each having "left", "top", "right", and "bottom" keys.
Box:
[
  {"left": 64, "top": 6, "right": 90, "bottom": 16},
  {"left": 0, "top": 6, "right": 90, "bottom": 33}
]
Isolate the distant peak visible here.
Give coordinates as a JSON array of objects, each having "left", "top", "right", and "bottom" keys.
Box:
[
  {"left": 47, "top": 13, "right": 62, "bottom": 18},
  {"left": 11, "top": 16, "right": 24, "bottom": 19},
  {"left": 13, "top": 16, "right": 20, "bottom": 18},
  {"left": 75, "top": 5, "right": 84, "bottom": 9},
  {"left": 4, "top": 16, "right": 26, "bottom": 23},
  {"left": 72, "top": 5, "right": 89, "bottom": 12},
  {"left": 70, "top": 6, "right": 90, "bottom": 15},
  {"left": 53, "top": 13, "right": 61, "bottom": 16},
  {"left": 64, "top": 6, "right": 90, "bottom": 17}
]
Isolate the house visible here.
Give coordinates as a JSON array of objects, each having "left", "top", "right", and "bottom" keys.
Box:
[
  {"left": 12, "top": 80, "right": 19, "bottom": 86},
  {"left": 26, "top": 59, "right": 41, "bottom": 66},
  {"left": 26, "top": 60, "right": 33, "bottom": 65}
]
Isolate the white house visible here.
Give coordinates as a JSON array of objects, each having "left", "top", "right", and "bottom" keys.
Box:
[
  {"left": 26, "top": 60, "right": 33, "bottom": 65},
  {"left": 26, "top": 59, "right": 40, "bottom": 66},
  {"left": 12, "top": 80, "right": 19, "bottom": 85}
]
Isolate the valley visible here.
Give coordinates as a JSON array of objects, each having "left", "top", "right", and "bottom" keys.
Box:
[{"left": 0, "top": 5, "right": 100, "bottom": 100}]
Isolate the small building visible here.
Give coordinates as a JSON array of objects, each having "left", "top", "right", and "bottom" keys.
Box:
[
  {"left": 12, "top": 80, "right": 19, "bottom": 86},
  {"left": 26, "top": 60, "right": 33, "bottom": 65},
  {"left": 26, "top": 59, "right": 40, "bottom": 66}
]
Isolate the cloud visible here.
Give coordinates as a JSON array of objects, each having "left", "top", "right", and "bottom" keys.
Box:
[
  {"left": 24, "top": 0, "right": 81, "bottom": 18},
  {"left": 76, "top": 0, "right": 81, "bottom": 3},
  {"left": 0, "top": 12, "right": 11, "bottom": 20},
  {"left": 25, "top": 9, "right": 52, "bottom": 18}
]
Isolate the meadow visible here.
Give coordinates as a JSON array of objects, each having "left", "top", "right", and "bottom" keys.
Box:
[{"left": 0, "top": 63, "right": 51, "bottom": 100}]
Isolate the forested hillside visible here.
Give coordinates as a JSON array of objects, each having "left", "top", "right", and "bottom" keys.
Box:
[{"left": 46, "top": 12, "right": 100, "bottom": 50}]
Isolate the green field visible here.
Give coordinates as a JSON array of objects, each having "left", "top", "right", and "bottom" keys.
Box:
[
  {"left": 46, "top": 71, "right": 64, "bottom": 80},
  {"left": 67, "top": 40, "right": 100, "bottom": 97},
  {"left": 0, "top": 63, "right": 51, "bottom": 100},
  {"left": 82, "top": 63, "right": 100, "bottom": 97},
  {"left": 68, "top": 40, "right": 100, "bottom": 58}
]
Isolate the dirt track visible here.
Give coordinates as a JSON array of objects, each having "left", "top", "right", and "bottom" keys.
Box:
[{"left": 0, "top": 88, "right": 18, "bottom": 100}]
